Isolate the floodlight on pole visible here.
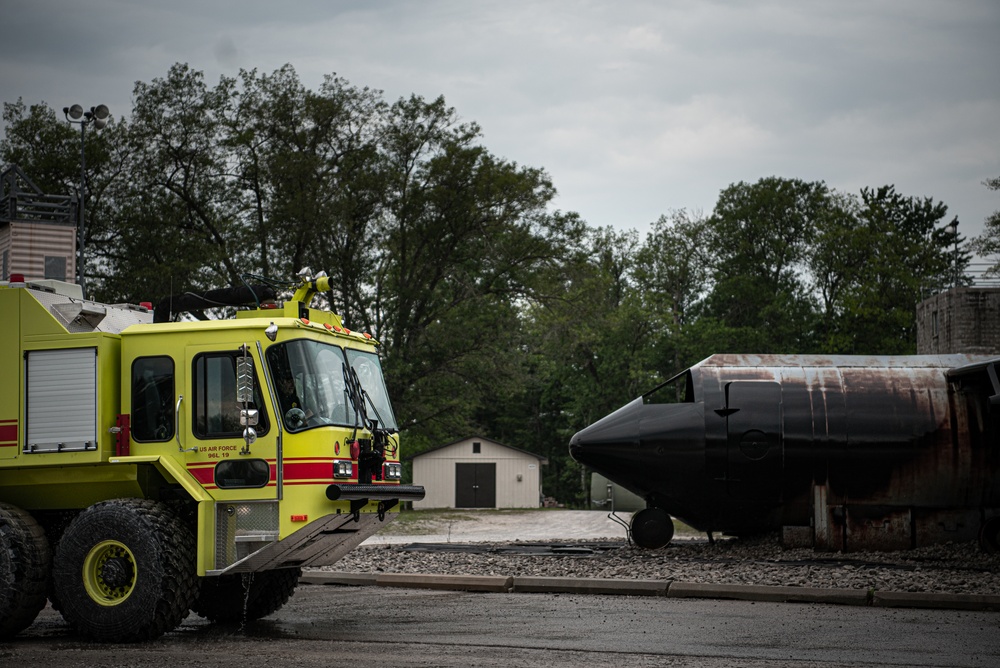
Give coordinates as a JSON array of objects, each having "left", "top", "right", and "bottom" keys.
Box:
[
  {"left": 944, "top": 216, "right": 959, "bottom": 288},
  {"left": 62, "top": 104, "right": 109, "bottom": 299}
]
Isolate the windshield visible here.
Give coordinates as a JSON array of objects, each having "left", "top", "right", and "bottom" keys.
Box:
[
  {"left": 644, "top": 369, "right": 695, "bottom": 405},
  {"left": 266, "top": 339, "right": 397, "bottom": 432},
  {"left": 345, "top": 348, "right": 398, "bottom": 432}
]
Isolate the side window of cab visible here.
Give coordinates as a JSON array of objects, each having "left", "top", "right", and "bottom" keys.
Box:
[
  {"left": 131, "top": 356, "right": 175, "bottom": 442},
  {"left": 192, "top": 352, "right": 269, "bottom": 439}
]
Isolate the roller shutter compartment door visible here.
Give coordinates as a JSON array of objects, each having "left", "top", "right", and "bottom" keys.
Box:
[{"left": 25, "top": 348, "right": 98, "bottom": 453}]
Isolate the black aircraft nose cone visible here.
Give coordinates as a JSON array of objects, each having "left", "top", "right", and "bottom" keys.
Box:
[
  {"left": 569, "top": 397, "right": 643, "bottom": 467},
  {"left": 570, "top": 398, "right": 706, "bottom": 519}
]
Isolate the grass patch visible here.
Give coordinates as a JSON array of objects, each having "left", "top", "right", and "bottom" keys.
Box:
[
  {"left": 672, "top": 519, "right": 701, "bottom": 537},
  {"left": 392, "top": 509, "right": 479, "bottom": 525}
]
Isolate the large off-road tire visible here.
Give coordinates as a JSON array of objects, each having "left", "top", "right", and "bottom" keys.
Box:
[
  {"left": 192, "top": 567, "right": 301, "bottom": 624},
  {"left": 52, "top": 498, "right": 199, "bottom": 642},
  {"left": 0, "top": 503, "right": 51, "bottom": 639},
  {"left": 35, "top": 509, "right": 78, "bottom": 613}
]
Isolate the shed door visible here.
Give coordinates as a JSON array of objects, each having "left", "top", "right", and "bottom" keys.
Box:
[
  {"left": 455, "top": 463, "right": 496, "bottom": 508},
  {"left": 725, "top": 381, "right": 782, "bottom": 501}
]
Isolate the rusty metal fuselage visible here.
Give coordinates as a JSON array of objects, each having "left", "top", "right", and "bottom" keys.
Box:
[{"left": 569, "top": 354, "right": 1000, "bottom": 551}]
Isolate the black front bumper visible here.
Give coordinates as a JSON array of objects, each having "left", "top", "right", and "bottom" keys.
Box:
[{"left": 326, "top": 483, "right": 426, "bottom": 502}]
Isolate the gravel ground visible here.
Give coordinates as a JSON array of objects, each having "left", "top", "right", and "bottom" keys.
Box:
[{"left": 326, "top": 511, "right": 1000, "bottom": 596}]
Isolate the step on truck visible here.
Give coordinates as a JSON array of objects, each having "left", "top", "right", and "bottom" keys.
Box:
[{"left": 0, "top": 271, "right": 424, "bottom": 642}]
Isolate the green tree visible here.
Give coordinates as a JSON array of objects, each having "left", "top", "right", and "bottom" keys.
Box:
[
  {"left": 93, "top": 64, "right": 242, "bottom": 302},
  {"left": 2, "top": 98, "right": 120, "bottom": 294},
  {"left": 7, "top": 63, "right": 975, "bottom": 505},
  {"left": 808, "top": 190, "right": 864, "bottom": 349},
  {"left": 698, "top": 176, "right": 828, "bottom": 353},
  {"left": 3, "top": 65, "right": 584, "bottom": 471},
  {"left": 372, "top": 94, "right": 582, "bottom": 451},
  {"left": 229, "top": 67, "right": 387, "bottom": 328},
  {"left": 815, "top": 185, "right": 960, "bottom": 353},
  {"left": 1, "top": 99, "right": 82, "bottom": 193},
  {"left": 504, "top": 226, "right": 662, "bottom": 504},
  {"left": 632, "top": 210, "right": 711, "bottom": 374},
  {"left": 970, "top": 177, "right": 1000, "bottom": 276}
]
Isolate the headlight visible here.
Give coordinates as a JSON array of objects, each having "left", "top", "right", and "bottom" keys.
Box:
[
  {"left": 333, "top": 460, "right": 353, "bottom": 479},
  {"left": 383, "top": 462, "right": 402, "bottom": 480}
]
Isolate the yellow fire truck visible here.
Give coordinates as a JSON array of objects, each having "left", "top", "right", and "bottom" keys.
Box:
[{"left": 0, "top": 271, "right": 423, "bottom": 642}]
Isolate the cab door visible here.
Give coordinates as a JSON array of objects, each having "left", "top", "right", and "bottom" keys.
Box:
[{"left": 182, "top": 344, "right": 278, "bottom": 497}]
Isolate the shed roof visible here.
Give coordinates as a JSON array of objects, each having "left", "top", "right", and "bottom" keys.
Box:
[{"left": 408, "top": 435, "right": 548, "bottom": 464}]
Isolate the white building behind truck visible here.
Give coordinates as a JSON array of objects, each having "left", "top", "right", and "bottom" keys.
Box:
[{"left": 411, "top": 436, "right": 547, "bottom": 509}]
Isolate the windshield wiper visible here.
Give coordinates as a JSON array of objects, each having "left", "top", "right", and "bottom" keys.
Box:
[{"left": 343, "top": 363, "right": 369, "bottom": 429}]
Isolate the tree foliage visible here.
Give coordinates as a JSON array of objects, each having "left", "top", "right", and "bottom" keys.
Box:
[
  {"left": 971, "top": 177, "right": 1000, "bottom": 276},
  {"left": 0, "top": 65, "right": 973, "bottom": 506},
  {"left": 819, "top": 185, "right": 960, "bottom": 353},
  {"left": 697, "top": 177, "right": 828, "bottom": 354}
]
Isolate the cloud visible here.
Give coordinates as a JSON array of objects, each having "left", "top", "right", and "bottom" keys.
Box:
[
  {"left": 1, "top": 0, "right": 998, "bottom": 246},
  {"left": 213, "top": 36, "right": 241, "bottom": 70}
]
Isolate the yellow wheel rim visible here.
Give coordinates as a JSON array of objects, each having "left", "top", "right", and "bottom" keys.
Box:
[{"left": 82, "top": 540, "right": 137, "bottom": 606}]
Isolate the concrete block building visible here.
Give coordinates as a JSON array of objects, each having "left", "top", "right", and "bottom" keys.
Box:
[{"left": 916, "top": 287, "right": 1000, "bottom": 355}]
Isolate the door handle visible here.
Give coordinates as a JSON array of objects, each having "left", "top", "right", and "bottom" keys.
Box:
[{"left": 175, "top": 395, "right": 198, "bottom": 452}]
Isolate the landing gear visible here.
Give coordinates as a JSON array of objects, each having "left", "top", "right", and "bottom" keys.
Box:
[
  {"left": 0, "top": 503, "right": 51, "bottom": 639},
  {"left": 979, "top": 517, "right": 1000, "bottom": 553},
  {"left": 630, "top": 507, "right": 674, "bottom": 549},
  {"left": 192, "top": 567, "right": 301, "bottom": 623},
  {"left": 51, "top": 499, "right": 199, "bottom": 642}
]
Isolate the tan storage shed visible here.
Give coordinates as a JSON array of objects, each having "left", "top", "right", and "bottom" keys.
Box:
[{"left": 411, "top": 436, "right": 547, "bottom": 509}]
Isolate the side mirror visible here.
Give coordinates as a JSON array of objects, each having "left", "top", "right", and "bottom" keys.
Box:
[
  {"left": 237, "top": 345, "right": 255, "bottom": 455},
  {"left": 236, "top": 356, "right": 254, "bottom": 403},
  {"left": 240, "top": 408, "right": 259, "bottom": 427}
]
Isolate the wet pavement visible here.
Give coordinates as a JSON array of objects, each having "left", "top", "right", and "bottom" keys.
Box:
[{"left": 8, "top": 584, "right": 999, "bottom": 667}]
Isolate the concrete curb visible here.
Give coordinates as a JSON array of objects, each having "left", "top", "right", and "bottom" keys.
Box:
[
  {"left": 300, "top": 572, "right": 378, "bottom": 587},
  {"left": 872, "top": 590, "right": 1000, "bottom": 611},
  {"left": 377, "top": 573, "right": 513, "bottom": 593},
  {"left": 667, "top": 582, "right": 869, "bottom": 606},
  {"left": 512, "top": 576, "right": 668, "bottom": 596},
  {"left": 301, "top": 572, "right": 1000, "bottom": 612}
]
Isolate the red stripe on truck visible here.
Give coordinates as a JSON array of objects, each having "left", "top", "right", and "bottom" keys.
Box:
[{"left": 0, "top": 423, "right": 17, "bottom": 445}]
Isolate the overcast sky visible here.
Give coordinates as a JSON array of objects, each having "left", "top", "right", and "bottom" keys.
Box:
[{"left": 2, "top": 1, "right": 998, "bottom": 263}]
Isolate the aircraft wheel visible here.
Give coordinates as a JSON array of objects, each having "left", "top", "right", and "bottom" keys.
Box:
[
  {"left": 631, "top": 507, "right": 674, "bottom": 549},
  {"left": 979, "top": 517, "right": 1000, "bottom": 553},
  {"left": 52, "top": 499, "right": 198, "bottom": 642},
  {"left": 0, "top": 503, "right": 51, "bottom": 639},
  {"left": 192, "top": 567, "right": 301, "bottom": 623}
]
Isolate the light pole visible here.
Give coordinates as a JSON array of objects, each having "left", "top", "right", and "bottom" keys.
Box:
[
  {"left": 63, "top": 103, "right": 110, "bottom": 300},
  {"left": 944, "top": 216, "right": 959, "bottom": 288}
]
